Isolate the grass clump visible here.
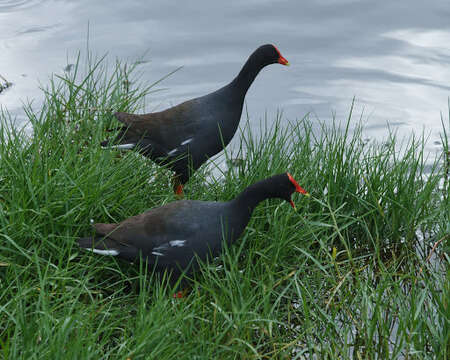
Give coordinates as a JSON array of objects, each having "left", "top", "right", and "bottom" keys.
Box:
[{"left": 0, "top": 54, "right": 448, "bottom": 359}]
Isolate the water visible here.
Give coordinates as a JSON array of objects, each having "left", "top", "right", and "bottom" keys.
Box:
[{"left": 0, "top": 0, "right": 448, "bottom": 160}]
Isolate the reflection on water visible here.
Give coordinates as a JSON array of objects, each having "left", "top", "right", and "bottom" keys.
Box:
[{"left": 0, "top": 0, "right": 448, "bottom": 161}]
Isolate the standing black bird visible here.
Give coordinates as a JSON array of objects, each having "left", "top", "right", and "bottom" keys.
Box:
[
  {"left": 102, "top": 44, "right": 290, "bottom": 195},
  {"left": 77, "top": 173, "right": 308, "bottom": 281}
]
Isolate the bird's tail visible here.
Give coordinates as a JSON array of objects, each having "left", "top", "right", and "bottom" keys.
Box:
[
  {"left": 77, "top": 237, "right": 121, "bottom": 256},
  {"left": 101, "top": 126, "right": 138, "bottom": 150},
  {"left": 77, "top": 236, "right": 140, "bottom": 262}
]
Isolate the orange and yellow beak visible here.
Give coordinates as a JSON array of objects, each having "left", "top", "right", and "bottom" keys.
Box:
[
  {"left": 287, "top": 173, "right": 308, "bottom": 195},
  {"left": 278, "top": 55, "right": 289, "bottom": 66},
  {"left": 287, "top": 172, "right": 309, "bottom": 209},
  {"left": 273, "top": 45, "right": 290, "bottom": 66}
]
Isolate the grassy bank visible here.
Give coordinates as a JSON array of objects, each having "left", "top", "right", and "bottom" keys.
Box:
[{"left": 0, "top": 55, "right": 448, "bottom": 359}]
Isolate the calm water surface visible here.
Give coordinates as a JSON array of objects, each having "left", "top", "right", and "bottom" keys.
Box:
[{"left": 1, "top": 0, "right": 449, "bottom": 159}]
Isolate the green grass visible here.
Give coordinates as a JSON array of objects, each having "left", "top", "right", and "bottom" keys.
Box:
[{"left": 0, "top": 54, "right": 448, "bottom": 359}]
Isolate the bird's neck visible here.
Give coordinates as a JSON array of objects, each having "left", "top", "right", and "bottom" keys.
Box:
[
  {"left": 231, "top": 179, "right": 275, "bottom": 215},
  {"left": 228, "top": 54, "right": 265, "bottom": 98}
]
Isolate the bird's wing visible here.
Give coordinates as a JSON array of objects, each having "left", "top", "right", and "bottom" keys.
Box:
[
  {"left": 115, "top": 99, "right": 199, "bottom": 136},
  {"left": 92, "top": 201, "right": 199, "bottom": 252}
]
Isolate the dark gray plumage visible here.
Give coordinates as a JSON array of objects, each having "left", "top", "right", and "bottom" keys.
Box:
[
  {"left": 102, "top": 44, "right": 290, "bottom": 194},
  {"left": 77, "top": 173, "right": 308, "bottom": 279}
]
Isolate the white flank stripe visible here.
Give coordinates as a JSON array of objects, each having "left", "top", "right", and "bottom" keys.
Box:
[
  {"left": 108, "top": 143, "right": 136, "bottom": 150},
  {"left": 169, "top": 240, "right": 186, "bottom": 247},
  {"left": 152, "top": 251, "right": 164, "bottom": 256},
  {"left": 153, "top": 244, "right": 169, "bottom": 252},
  {"left": 86, "top": 248, "right": 119, "bottom": 256},
  {"left": 181, "top": 138, "right": 193, "bottom": 146},
  {"left": 167, "top": 148, "right": 178, "bottom": 156}
]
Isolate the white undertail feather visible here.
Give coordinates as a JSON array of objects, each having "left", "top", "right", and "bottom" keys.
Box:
[
  {"left": 85, "top": 248, "right": 119, "bottom": 256},
  {"left": 104, "top": 143, "right": 136, "bottom": 150},
  {"left": 152, "top": 251, "right": 164, "bottom": 256},
  {"left": 167, "top": 148, "right": 178, "bottom": 156}
]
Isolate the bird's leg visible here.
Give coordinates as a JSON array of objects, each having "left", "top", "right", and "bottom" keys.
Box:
[
  {"left": 173, "top": 291, "right": 184, "bottom": 298},
  {"left": 175, "top": 185, "right": 184, "bottom": 197},
  {"left": 172, "top": 288, "right": 189, "bottom": 299},
  {"left": 172, "top": 176, "right": 184, "bottom": 198}
]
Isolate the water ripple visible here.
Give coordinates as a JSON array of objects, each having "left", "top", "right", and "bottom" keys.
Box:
[{"left": 0, "top": 0, "right": 44, "bottom": 13}]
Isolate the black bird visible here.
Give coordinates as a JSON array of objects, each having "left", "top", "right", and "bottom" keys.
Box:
[
  {"left": 102, "top": 44, "right": 290, "bottom": 195},
  {"left": 78, "top": 173, "right": 308, "bottom": 282}
]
